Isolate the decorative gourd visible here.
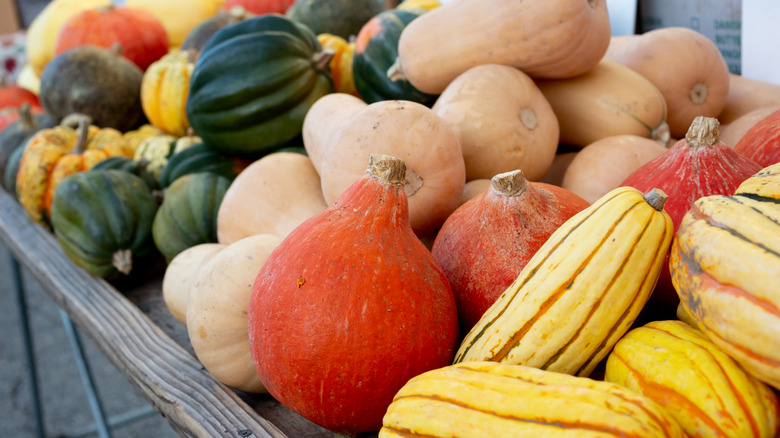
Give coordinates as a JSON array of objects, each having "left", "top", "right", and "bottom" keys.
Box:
[
  {"left": 16, "top": 116, "right": 134, "bottom": 227},
  {"left": 186, "top": 14, "right": 334, "bottom": 155},
  {"left": 432, "top": 170, "right": 590, "bottom": 334},
  {"left": 224, "top": 0, "right": 295, "bottom": 15},
  {"left": 140, "top": 50, "right": 195, "bottom": 137},
  {"left": 316, "top": 33, "right": 359, "bottom": 97},
  {"left": 152, "top": 172, "right": 231, "bottom": 263},
  {"left": 248, "top": 154, "right": 459, "bottom": 434},
  {"left": 621, "top": 116, "right": 762, "bottom": 311},
  {"left": 0, "top": 104, "right": 55, "bottom": 188},
  {"left": 134, "top": 134, "right": 201, "bottom": 183},
  {"left": 604, "top": 28, "right": 730, "bottom": 139},
  {"left": 734, "top": 108, "right": 780, "bottom": 167},
  {"left": 671, "top": 162, "right": 780, "bottom": 389},
  {"left": 39, "top": 45, "right": 144, "bottom": 131},
  {"left": 125, "top": 0, "right": 224, "bottom": 47},
  {"left": 301, "top": 92, "right": 367, "bottom": 173},
  {"left": 162, "top": 242, "right": 226, "bottom": 325},
  {"left": 54, "top": 5, "right": 170, "bottom": 72},
  {"left": 24, "top": 0, "right": 111, "bottom": 77},
  {"left": 286, "top": 0, "right": 386, "bottom": 39},
  {"left": 605, "top": 320, "right": 780, "bottom": 438},
  {"left": 536, "top": 59, "right": 669, "bottom": 148},
  {"left": 180, "top": 7, "right": 255, "bottom": 59},
  {"left": 561, "top": 135, "right": 667, "bottom": 204},
  {"left": 50, "top": 169, "right": 159, "bottom": 280},
  {"left": 380, "top": 361, "right": 685, "bottom": 438},
  {"left": 158, "top": 142, "right": 245, "bottom": 189},
  {"left": 353, "top": 8, "right": 435, "bottom": 105},
  {"left": 216, "top": 151, "right": 327, "bottom": 244},
  {"left": 720, "top": 106, "right": 779, "bottom": 148},
  {"left": 719, "top": 73, "right": 780, "bottom": 124},
  {"left": 0, "top": 74, "right": 41, "bottom": 110},
  {"left": 319, "top": 99, "right": 466, "bottom": 236},
  {"left": 395, "top": 0, "right": 611, "bottom": 95},
  {"left": 432, "top": 64, "right": 559, "bottom": 181},
  {"left": 455, "top": 186, "right": 673, "bottom": 377},
  {"left": 187, "top": 233, "right": 283, "bottom": 393},
  {"left": 122, "top": 124, "right": 162, "bottom": 154}
]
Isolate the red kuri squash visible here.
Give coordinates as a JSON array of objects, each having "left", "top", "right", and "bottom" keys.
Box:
[{"left": 734, "top": 108, "right": 780, "bottom": 167}]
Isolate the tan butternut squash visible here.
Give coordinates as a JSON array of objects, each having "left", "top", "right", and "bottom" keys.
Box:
[
  {"left": 604, "top": 27, "right": 730, "bottom": 139},
  {"left": 540, "top": 151, "right": 578, "bottom": 187},
  {"left": 460, "top": 178, "right": 490, "bottom": 205},
  {"left": 302, "top": 92, "right": 367, "bottom": 174},
  {"left": 536, "top": 59, "right": 669, "bottom": 148},
  {"left": 719, "top": 74, "right": 780, "bottom": 124},
  {"left": 432, "top": 64, "right": 558, "bottom": 181},
  {"left": 319, "top": 100, "right": 466, "bottom": 236},
  {"left": 395, "top": 0, "right": 611, "bottom": 95},
  {"left": 720, "top": 106, "right": 780, "bottom": 148},
  {"left": 216, "top": 152, "right": 328, "bottom": 245},
  {"left": 161, "top": 242, "right": 226, "bottom": 325},
  {"left": 561, "top": 135, "right": 667, "bottom": 204}
]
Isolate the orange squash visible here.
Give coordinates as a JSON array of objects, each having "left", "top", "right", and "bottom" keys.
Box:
[{"left": 719, "top": 74, "right": 780, "bottom": 124}]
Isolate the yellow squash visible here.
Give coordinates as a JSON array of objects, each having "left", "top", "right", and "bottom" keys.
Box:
[
  {"left": 141, "top": 50, "right": 195, "bottom": 137},
  {"left": 455, "top": 186, "right": 673, "bottom": 376},
  {"left": 380, "top": 361, "right": 685, "bottom": 437},
  {"left": 605, "top": 320, "right": 780, "bottom": 437}
]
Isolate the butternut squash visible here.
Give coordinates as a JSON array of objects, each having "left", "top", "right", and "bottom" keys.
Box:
[
  {"left": 536, "top": 59, "right": 669, "bottom": 148},
  {"left": 719, "top": 74, "right": 780, "bottom": 124},
  {"left": 604, "top": 27, "right": 730, "bottom": 139},
  {"left": 540, "top": 151, "right": 578, "bottom": 187},
  {"left": 432, "top": 64, "right": 558, "bottom": 182},
  {"left": 395, "top": 0, "right": 611, "bottom": 95},
  {"left": 161, "top": 242, "right": 226, "bottom": 325},
  {"left": 460, "top": 178, "right": 490, "bottom": 205},
  {"left": 302, "top": 92, "right": 367, "bottom": 174}
]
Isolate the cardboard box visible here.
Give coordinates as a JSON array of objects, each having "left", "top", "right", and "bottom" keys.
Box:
[{"left": 0, "top": 0, "right": 21, "bottom": 34}]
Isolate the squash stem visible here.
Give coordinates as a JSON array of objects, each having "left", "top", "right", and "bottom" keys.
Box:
[
  {"left": 312, "top": 49, "right": 335, "bottom": 73},
  {"left": 491, "top": 170, "right": 528, "bottom": 197},
  {"left": 60, "top": 113, "right": 92, "bottom": 154},
  {"left": 367, "top": 153, "right": 406, "bottom": 187},
  {"left": 685, "top": 116, "right": 719, "bottom": 148},
  {"left": 387, "top": 58, "right": 407, "bottom": 83},
  {"left": 643, "top": 188, "right": 669, "bottom": 212},
  {"left": 112, "top": 249, "right": 133, "bottom": 275}
]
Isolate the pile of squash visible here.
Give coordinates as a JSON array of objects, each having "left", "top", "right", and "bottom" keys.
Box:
[{"left": 2, "top": 0, "right": 780, "bottom": 436}]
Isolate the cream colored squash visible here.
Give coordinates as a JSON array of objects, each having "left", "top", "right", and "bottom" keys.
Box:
[
  {"left": 186, "top": 233, "right": 283, "bottom": 393},
  {"left": 216, "top": 152, "right": 328, "bottom": 245},
  {"left": 162, "top": 243, "right": 226, "bottom": 325},
  {"left": 302, "top": 92, "right": 367, "bottom": 174},
  {"left": 432, "top": 64, "right": 559, "bottom": 182},
  {"left": 460, "top": 178, "right": 490, "bottom": 205},
  {"left": 720, "top": 106, "right": 780, "bottom": 148},
  {"left": 562, "top": 135, "right": 667, "bottom": 204}
]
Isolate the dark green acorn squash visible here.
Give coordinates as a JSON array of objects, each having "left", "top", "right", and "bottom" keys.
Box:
[
  {"left": 50, "top": 170, "right": 159, "bottom": 280},
  {"left": 152, "top": 172, "right": 231, "bottom": 263},
  {"left": 4, "top": 139, "right": 27, "bottom": 198},
  {"left": 352, "top": 7, "right": 436, "bottom": 105},
  {"left": 286, "top": 0, "right": 386, "bottom": 39},
  {"left": 158, "top": 142, "right": 245, "bottom": 188},
  {"left": 186, "top": 14, "right": 334, "bottom": 156},
  {"left": 91, "top": 156, "right": 159, "bottom": 191}
]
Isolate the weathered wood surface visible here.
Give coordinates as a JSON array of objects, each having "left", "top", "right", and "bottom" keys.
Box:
[{"left": 0, "top": 186, "right": 345, "bottom": 438}]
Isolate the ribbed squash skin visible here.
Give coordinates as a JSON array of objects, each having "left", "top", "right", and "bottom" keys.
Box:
[
  {"left": 92, "top": 156, "right": 158, "bottom": 190},
  {"left": 353, "top": 8, "right": 435, "bottom": 105},
  {"left": 50, "top": 170, "right": 159, "bottom": 280},
  {"left": 158, "top": 142, "right": 244, "bottom": 188},
  {"left": 152, "top": 172, "right": 231, "bottom": 263},
  {"left": 605, "top": 320, "right": 780, "bottom": 438},
  {"left": 670, "top": 163, "right": 780, "bottom": 389},
  {"left": 141, "top": 50, "right": 194, "bottom": 137},
  {"left": 380, "top": 361, "right": 685, "bottom": 438},
  {"left": 455, "top": 186, "right": 673, "bottom": 376},
  {"left": 286, "top": 0, "right": 386, "bottom": 39},
  {"left": 186, "top": 14, "right": 333, "bottom": 155},
  {"left": 734, "top": 108, "right": 780, "bottom": 167}
]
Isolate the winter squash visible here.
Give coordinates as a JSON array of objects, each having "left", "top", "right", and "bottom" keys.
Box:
[
  {"left": 605, "top": 320, "right": 780, "bottom": 438},
  {"left": 122, "top": 124, "right": 162, "bottom": 154},
  {"left": 621, "top": 116, "right": 762, "bottom": 311},
  {"left": 186, "top": 14, "right": 334, "bottom": 155},
  {"left": 536, "top": 59, "right": 669, "bottom": 148},
  {"left": 302, "top": 92, "right": 367, "bottom": 173},
  {"left": 216, "top": 151, "right": 327, "bottom": 244},
  {"left": 432, "top": 64, "right": 559, "bottom": 181},
  {"left": 140, "top": 50, "right": 195, "bottom": 137},
  {"left": 0, "top": 104, "right": 55, "bottom": 188},
  {"left": 319, "top": 99, "right": 465, "bottom": 236},
  {"left": 455, "top": 186, "right": 673, "bottom": 377},
  {"left": 671, "top": 162, "right": 780, "bottom": 389},
  {"left": 24, "top": 0, "right": 111, "bottom": 77},
  {"left": 432, "top": 170, "right": 590, "bottom": 334},
  {"left": 180, "top": 7, "right": 255, "bottom": 60},
  {"left": 0, "top": 74, "right": 41, "bottom": 110},
  {"left": 380, "top": 362, "right": 685, "bottom": 438},
  {"left": 54, "top": 5, "right": 170, "bottom": 72},
  {"left": 395, "top": 0, "right": 611, "bottom": 95},
  {"left": 162, "top": 243, "right": 226, "bottom": 325},
  {"left": 719, "top": 74, "right": 780, "bottom": 124},
  {"left": 16, "top": 115, "right": 134, "bottom": 227},
  {"left": 248, "top": 154, "right": 459, "bottom": 434},
  {"left": 286, "top": 0, "right": 386, "bottom": 39},
  {"left": 734, "top": 108, "right": 780, "bottom": 167},
  {"left": 50, "top": 169, "right": 159, "bottom": 280},
  {"left": 316, "top": 34, "right": 359, "bottom": 97},
  {"left": 604, "top": 27, "right": 730, "bottom": 139},
  {"left": 39, "top": 45, "right": 144, "bottom": 131},
  {"left": 91, "top": 156, "right": 158, "bottom": 191},
  {"left": 125, "top": 0, "right": 224, "bottom": 47},
  {"left": 353, "top": 7, "right": 436, "bottom": 105},
  {"left": 158, "top": 142, "right": 245, "bottom": 189},
  {"left": 187, "top": 233, "right": 283, "bottom": 393},
  {"left": 224, "top": 0, "right": 295, "bottom": 15},
  {"left": 460, "top": 178, "right": 490, "bottom": 205},
  {"left": 720, "top": 106, "right": 779, "bottom": 148},
  {"left": 561, "top": 134, "right": 667, "bottom": 204},
  {"left": 134, "top": 134, "right": 201, "bottom": 184}
]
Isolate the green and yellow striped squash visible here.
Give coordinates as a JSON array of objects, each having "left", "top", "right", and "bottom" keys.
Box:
[
  {"left": 380, "top": 361, "right": 685, "bottom": 437},
  {"left": 605, "top": 320, "right": 780, "bottom": 437},
  {"left": 454, "top": 186, "right": 673, "bottom": 376},
  {"left": 670, "top": 162, "right": 780, "bottom": 389}
]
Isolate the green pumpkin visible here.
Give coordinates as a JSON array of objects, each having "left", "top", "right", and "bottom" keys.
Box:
[
  {"left": 186, "top": 14, "right": 333, "bottom": 156},
  {"left": 286, "top": 0, "right": 385, "bottom": 39},
  {"left": 352, "top": 8, "right": 436, "bottom": 105},
  {"left": 158, "top": 142, "right": 243, "bottom": 188},
  {"left": 50, "top": 170, "right": 159, "bottom": 280},
  {"left": 152, "top": 172, "right": 231, "bottom": 263}
]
